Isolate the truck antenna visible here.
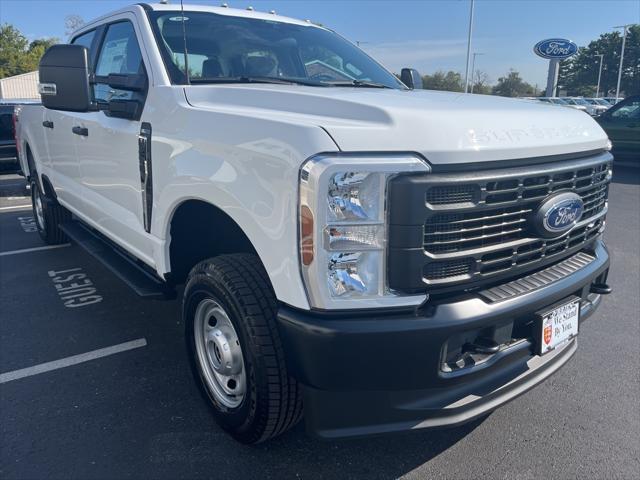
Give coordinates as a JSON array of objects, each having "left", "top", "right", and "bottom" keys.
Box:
[{"left": 180, "top": 0, "right": 190, "bottom": 85}]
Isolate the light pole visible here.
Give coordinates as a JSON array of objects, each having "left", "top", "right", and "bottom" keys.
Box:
[
  {"left": 613, "top": 24, "right": 632, "bottom": 102},
  {"left": 595, "top": 54, "right": 604, "bottom": 98},
  {"left": 463, "top": 0, "right": 475, "bottom": 93},
  {"left": 470, "top": 52, "right": 484, "bottom": 93}
]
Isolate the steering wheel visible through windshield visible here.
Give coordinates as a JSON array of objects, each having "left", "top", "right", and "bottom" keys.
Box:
[{"left": 148, "top": 11, "right": 404, "bottom": 89}]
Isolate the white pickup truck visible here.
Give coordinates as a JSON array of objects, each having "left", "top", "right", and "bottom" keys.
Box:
[{"left": 16, "top": 2, "right": 613, "bottom": 444}]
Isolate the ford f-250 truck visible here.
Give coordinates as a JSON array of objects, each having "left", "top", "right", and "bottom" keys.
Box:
[{"left": 15, "top": 3, "right": 613, "bottom": 444}]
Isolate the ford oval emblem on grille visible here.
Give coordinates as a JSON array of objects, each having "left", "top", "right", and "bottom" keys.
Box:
[{"left": 533, "top": 192, "right": 584, "bottom": 238}]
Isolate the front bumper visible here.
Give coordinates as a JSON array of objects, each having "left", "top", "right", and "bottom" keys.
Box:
[{"left": 277, "top": 240, "right": 610, "bottom": 439}]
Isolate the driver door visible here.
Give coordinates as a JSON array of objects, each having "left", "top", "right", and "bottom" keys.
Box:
[{"left": 70, "top": 18, "right": 153, "bottom": 264}]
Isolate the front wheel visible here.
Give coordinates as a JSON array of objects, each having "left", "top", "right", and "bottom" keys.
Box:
[
  {"left": 31, "top": 179, "right": 69, "bottom": 245},
  {"left": 183, "top": 254, "right": 303, "bottom": 444}
]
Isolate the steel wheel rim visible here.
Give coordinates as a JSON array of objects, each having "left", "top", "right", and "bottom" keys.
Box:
[
  {"left": 194, "top": 298, "right": 246, "bottom": 409},
  {"left": 34, "top": 187, "right": 45, "bottom": 231}
]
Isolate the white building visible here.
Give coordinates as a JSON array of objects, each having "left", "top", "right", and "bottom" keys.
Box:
[{"left": 0, "top": 71, "right": 40, "bottom": 100}]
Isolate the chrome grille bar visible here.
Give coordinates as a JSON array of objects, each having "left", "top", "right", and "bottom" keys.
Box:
[{"left": 386, "top": 151, "right": 613, "bottom": 293}]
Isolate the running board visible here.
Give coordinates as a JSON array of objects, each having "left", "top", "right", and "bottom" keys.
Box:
[{"left": 59, "top": 221, "right": 173, "bottom": 299}]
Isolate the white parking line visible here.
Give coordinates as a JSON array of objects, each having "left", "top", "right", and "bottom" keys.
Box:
[
  {"left": 0, "top": 204, "right": 31, "bottom": 212},
  {"left": 0, "top": 244, "right": 71, "bottom": 257},
  {"left": 0, "top": 338, "right": 148, "bottom": 384}
]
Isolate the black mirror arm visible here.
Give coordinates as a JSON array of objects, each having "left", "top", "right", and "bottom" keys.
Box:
[
  {"left": 105, "top": 99, "right": 141, "bottom": 120},
  {"left": 101, "top": 73, "right": 146, "bottom": 92}
]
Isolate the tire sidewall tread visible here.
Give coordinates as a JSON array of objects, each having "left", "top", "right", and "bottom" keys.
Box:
[
  {"left": 183, "top": 253, "right": 302, "bottom": 444},
  {"left": 31, "top": 179, "right": 69, "bottom": 245}
]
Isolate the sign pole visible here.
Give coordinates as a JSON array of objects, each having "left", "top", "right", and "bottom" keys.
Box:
[
  {"left": 614, "top": 24, "right": 631, "bottom": 103},
  {"left": 463, "top": 0, "right": 475, "bottom": 93},
  {"left": 545, "top": 59, "right": 560, "bottom": 97},
  {"left": 595, "top": 54, "right": 604, "bottom": 98}
]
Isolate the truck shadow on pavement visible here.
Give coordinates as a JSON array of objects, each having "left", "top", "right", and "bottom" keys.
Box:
[
  {"left": 146, "top": 374, "right": 487, "bottom": 480},
  {"left": 612, "top": 164, "right": 640, "bottom": 185},
  {"left": 255, "top": 418, "right": 485, "bottom": 479}
]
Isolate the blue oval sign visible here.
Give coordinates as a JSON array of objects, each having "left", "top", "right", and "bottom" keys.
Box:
[
  {"left": 534, "top": 38, "right": 578, "bottom": 60},
  {"left": 543, "top": 195, "right": 584, "bottom": 234}
]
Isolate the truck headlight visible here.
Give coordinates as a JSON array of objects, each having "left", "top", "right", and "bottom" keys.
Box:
[{"left": 299, "top": 154, "right": 429, "bottom": 310}]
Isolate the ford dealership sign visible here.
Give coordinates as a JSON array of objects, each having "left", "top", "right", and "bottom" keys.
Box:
[{"left": 534, "top": 38, "right": 578, "bottom": 60}]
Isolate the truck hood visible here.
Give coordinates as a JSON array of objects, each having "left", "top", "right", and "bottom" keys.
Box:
[{"left": 184, "top": 85, "right": 609, "bottom": 165}]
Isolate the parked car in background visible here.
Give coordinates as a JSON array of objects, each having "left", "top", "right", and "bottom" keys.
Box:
[
  {"left": 584, "top": 98, "right": 611, "bottom": 115},
  {"left": 603, "top": 97, "right": 624, "bottom": 105},
  {"left": 0, "top": 99, "right": 39, "bottom": 173},
  {"left": 533, "top": 97, "right": 568, "bottom": 106},
  {"left": 561, "top": 97, "right": 597, "bottom": 116},
  {"left": 535, "top": 97, "right": 594, "bottom": 115},
  {"left": 0, "top": 102, "right": 19, "bottom": 173},
  {"left": 597, "top": 95, "right": 640, "bottom": 163}
]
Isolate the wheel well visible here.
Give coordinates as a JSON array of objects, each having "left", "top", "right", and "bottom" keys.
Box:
[
  {"left": 169, "top": 200, "right": 258, "bottom": 284},
  {"left": 25, "top": 144, "right": 56, "bottom": 199},
  {"left": 25, "top": 143, "right": 36, "bottom": 180}
]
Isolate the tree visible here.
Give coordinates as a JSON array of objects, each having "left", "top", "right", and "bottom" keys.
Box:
[
  {"left": 492, "top": 69, "right": 536, "bottom": 97},
  {"left": 471, "top": 70, "right": 491, "bottom": 94},
  {"left": 25, "top": 38, "right": 58, "bottom": 69},
  {"left": 0, "top": 24, "right": 58, "bottom": 78},
  {"left": 559, "top": 25, "right": 639, "bottom": 97},
  {"left": 421, "top": 70, "right": 463, "bottom": 92},
  {"left": 64, "top": 15, "right": 85, "bottom": 38},
  {"left": 0, "top": 24, "right": 29, "bottom": 78}
]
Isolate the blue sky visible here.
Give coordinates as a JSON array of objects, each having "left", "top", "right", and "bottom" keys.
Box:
[{"left": 1, "top": 0, "right": 638, "bottom": 86}]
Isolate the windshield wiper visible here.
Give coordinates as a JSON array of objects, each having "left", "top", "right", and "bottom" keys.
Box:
[
  {"left": 325, "top": 80, "right": 394, "bottom": 89},
  {"left": 189, "top": 76, "right": 327, "bottom": 87}
]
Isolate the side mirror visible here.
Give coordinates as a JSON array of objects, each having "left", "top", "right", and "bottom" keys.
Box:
[
  {"left": 401, "top": 68, "right": 423, "bottom": 89},
  {"left": 39, "top": 44, "right": 94, "bottom": 112}
]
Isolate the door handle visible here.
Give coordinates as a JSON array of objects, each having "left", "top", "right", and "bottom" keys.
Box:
[
  {"left": 42, "top": 120, "right": 54, "bottom": 129},
  {"left": 72, "top": 126, "right": 88, "bottom": 136}
]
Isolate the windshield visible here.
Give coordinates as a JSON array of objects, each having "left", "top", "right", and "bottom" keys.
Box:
[
  {"left": 572, "top": 98, "right": 590, "bottom": 106},
  {"left": 149, "top": 11, "right": 404, "bottom": 89}
]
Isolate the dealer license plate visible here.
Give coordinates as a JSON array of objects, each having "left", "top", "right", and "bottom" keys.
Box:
[{"left": 538, "top": 298, "right": 580, "bottom": 355}]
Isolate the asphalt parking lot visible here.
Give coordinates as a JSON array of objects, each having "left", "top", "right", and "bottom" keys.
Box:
[{"left": 0, "top": 168, "right": 639, "bottom": 480}]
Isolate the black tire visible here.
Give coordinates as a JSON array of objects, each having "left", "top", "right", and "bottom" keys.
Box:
[
  {"left": 183, "top": 253, "right": 303, "bottom": 444},
  {"left": 31, "top": 178, "right": 70, "bottom": 245}
]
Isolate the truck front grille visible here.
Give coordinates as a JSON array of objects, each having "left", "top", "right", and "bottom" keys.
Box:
[{"left": 387, "top": 152, "right": 612, "bottom": 293}]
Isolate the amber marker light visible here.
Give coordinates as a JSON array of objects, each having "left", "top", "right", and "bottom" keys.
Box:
[{"left": 301, "top": 205, "right": 314, "bottom": 266}]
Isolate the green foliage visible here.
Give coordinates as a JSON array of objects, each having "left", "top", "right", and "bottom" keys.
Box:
[
  {"left": 471, "top": 70, "right": 491, "bottom": 94},
  {"left": 492, "top": 70, "right": 536, "bottom": 97},
  {"left": 559, "top": 25, "right": 639, "bottom": 97},
  {"left": 421, "top": 70, "right": 464, "bottom": 92},
  {"left": 0, "top": 23, "right": 58, "bottom": 79}
]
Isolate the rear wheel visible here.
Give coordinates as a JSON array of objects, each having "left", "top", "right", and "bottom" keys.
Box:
[
  {"left": 31, "top": 179, "right": 69, "bottom": 244},
  {"left": 184, "top": 254, "right": 303, "bottom": 444}
]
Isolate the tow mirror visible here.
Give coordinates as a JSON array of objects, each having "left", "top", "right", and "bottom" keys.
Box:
[
  {"left": 38, "top": 44, "right": 94, "bottom": 112},
  {"left": 401, "top": 68, "right": 423, "bottom": 89}
]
